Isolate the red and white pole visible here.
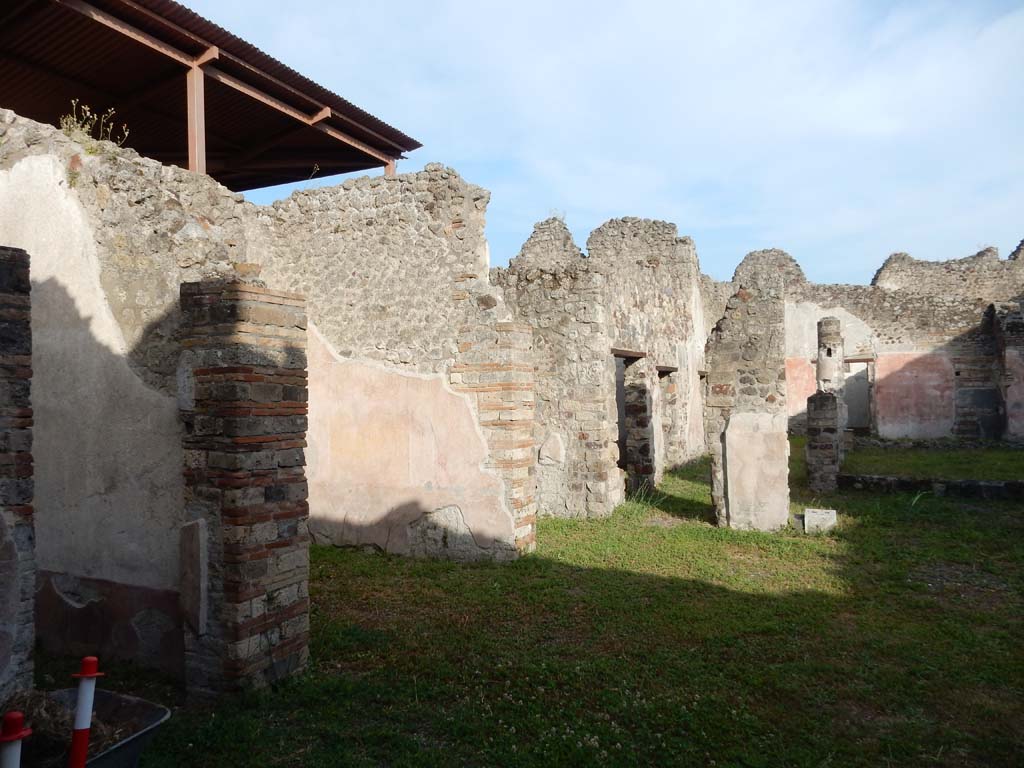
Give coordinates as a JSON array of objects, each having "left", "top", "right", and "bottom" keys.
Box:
[
  {"left": 0, "top": 710, "right": 32, "bottom": 768},
  {"left": 67, "top": 656, "right": 104, "bottom": 768}
]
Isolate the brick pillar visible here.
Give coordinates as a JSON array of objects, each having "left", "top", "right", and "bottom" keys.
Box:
[
  {"left": 0, "top": 247, "right": 35, "bottom": 702},
  {"left": 452, "top": 321, "right": 537, "bottom": 555},
  {"left": 178, "top": 280, "right": 309, "bottom": 695},
  {"left": 806, "top": 391, "right": 841, "bottom": 492}
]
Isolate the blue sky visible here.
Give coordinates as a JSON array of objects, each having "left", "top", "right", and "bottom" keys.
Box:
[{"left": 189, "top": 0, "right": 1024, "bottom": 284}]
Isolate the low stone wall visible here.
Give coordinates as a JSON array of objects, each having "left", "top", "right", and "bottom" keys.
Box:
[
  {"left": 0, "top": 246, "right": 34, "bottom": 703},
  {"left": 838, "top": 474, "right": 1024, "bottom": 500}
]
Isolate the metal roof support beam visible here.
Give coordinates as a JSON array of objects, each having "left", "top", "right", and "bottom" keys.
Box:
[
  {"left": 0, "top": 49, "right": 242, "bottom": 151},
  {"left": 50, "top": 0, "right": 401, "bottom": 175},
  {"left": 186, "top": 64, "right": 205, "bottom": 174},
  {"left": 104, "top": 0, "right": 412, "bottom": 155},
  {"left": 202, "top": 65, "right": 395, "bottom": 166}
]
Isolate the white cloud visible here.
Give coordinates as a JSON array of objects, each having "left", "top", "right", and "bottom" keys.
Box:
[{"left": 194, "top": 0, "right": 1024, "bottom": 283}]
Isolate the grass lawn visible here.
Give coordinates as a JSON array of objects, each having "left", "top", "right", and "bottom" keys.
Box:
[
  {"left": 45, "top": 441, "right": 1024, "bottom": 767},
  {"left": 836, "top": 439, "right": 1024, "bottom": 482}
]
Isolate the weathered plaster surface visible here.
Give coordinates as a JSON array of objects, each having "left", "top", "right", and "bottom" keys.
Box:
[
  {"left": 35, "top": 571, "right": 182, "bottom": 678},
  {"left": 0, "top": 155, "right": 183, "bottom": 591},
  {"left": 705, "top": 246, "right": 1019, "bottom": 440},
  {"left": 785, "top": 358, "right": 817, "bottom": 419},
  {"left": 723, "top": 412, "right": 790, "bottom": 531},
  {"left": 0, "top": 109, "right": 530, "bottom": 574},
  {"left": 306, "top": 325, "right": 513, "bottom": 557},
  {"left": 874, "top": 353, "right": 955, "bottom": 439}
]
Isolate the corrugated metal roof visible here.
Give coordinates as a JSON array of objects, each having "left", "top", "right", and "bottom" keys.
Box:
[
  {"left": 0, "top": 0, "right": 420, "bottom": 190},
  {"left": 96, "top": 0, "right": 421, "bottom": 153}
]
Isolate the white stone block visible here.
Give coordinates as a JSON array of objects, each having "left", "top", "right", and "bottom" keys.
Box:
[{"left": 803, "top": 508, "right": 837, "bottom": 534}]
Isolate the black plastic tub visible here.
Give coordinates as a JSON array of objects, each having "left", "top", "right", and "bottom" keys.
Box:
[{"left": 45, "top": 689, "right": 171, "bottom": 768}]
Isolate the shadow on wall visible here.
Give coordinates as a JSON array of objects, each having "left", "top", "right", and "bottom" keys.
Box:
[
  {"left": 786, "top": 298, "right": 1023, "bottom": 441},
  {"left": 31, "top": 275, "right": 512, "bottom": 675},
  {"left": 309, "top": 500, "right": 517, "bottom": 563},
  {"left": 30, "top": 276, "right": 314, "bottom": 676},
  {"left": 32, "top": 276, "right": 186, "bottom": 676}
]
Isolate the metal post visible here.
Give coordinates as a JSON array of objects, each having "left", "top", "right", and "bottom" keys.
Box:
[{"left": 186, "top": 65, "right": 206, "bottom": 174}]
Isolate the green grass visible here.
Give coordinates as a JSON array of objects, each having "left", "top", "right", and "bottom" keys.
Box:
[
  {"left": 60, "top": 445, "right": 1024, "bottom": 767},
  {"left": 837, "top": 440, "right": 1024, "bottom": 482}
]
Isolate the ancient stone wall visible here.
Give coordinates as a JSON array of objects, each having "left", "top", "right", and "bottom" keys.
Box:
[
  {"left": 256, "top": 164, "right": 499, "bottom": 374},
  {"left": 872, "top": 246, "right": 1024, "bottom": 301},
  {"left": 494, "top": 217, "right": 708, "bottom": 517},
  {"left": 706, "top": 244, "right": 1021, "bottom": 441},
  {"left": 587, "top": 219, "right": 708, "bottom": 469},
  {"left": 449, "top": 321, "right": 538, "bottom": 555},
  {"left": 806, "top": 392, "right": 841, "bottom": 492},
  {"left": 703, "top": 256, "right": 789, "bottom": 530},
  {"left": 0, "top": 247, "right": 34, "bottom": 703},
  {"left": 0, "top": 108, "right": 535, "bottom": 675},
  {"left": 253, "top": 164, "right": 531, "bottom": 560},
  {"left": 492, "top": 220, "right": 621, "bottom": 518}
]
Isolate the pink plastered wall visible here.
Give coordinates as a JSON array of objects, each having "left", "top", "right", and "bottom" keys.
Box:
[
  {"left": 785, "top": 357, "right": 816, "bottom": 418},
  {"left": 304, "top": 329, "right": 514, "bottom": 555},
  {"left": 874, "top": 353, "right": 955, "bottom": 439}
]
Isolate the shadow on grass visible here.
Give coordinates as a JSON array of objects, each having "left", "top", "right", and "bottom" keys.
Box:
[{"left": 30, "top": 445, "right": 1024, "bottom": 768}]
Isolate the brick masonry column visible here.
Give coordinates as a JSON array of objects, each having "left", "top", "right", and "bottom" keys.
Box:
[
  {"left": 806, "top": 391, "right": 841, "bottom": 492},
  {"left": 0, "top": 246, "right": 35, "bottom": 702},
  {"left": 452, "top": 321, "right": 538, "bottom": 555},
  {"left": 178, "top": 280, "right": 309, "bottom": 695},
  {"left": 807, "top": 316, "right": 845, "bottom": 491}
]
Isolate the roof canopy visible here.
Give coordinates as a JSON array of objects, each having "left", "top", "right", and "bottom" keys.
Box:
[{"left": 0, "top": 0, "right": 422, "bottom": 190}]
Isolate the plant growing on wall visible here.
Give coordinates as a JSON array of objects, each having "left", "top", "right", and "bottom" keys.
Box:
[{"left": 59, "top": 99, "right": 129, "bottom": 153}]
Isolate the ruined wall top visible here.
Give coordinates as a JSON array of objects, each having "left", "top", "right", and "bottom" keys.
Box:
[
  {"left": 0, "top": 108, "right": 506, "bottom": 382},
  {"left": 871, "top": 246, "right": 1024, "bottom": 301},
  {"left": 509, "top": 217, "right": 584, "bottom": 268},
  {"left": 732, "top": 248, "right": 807, "bottom": 288},
  {"left": 586, "top": 217, "right": 698, "bottom": 269}
]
